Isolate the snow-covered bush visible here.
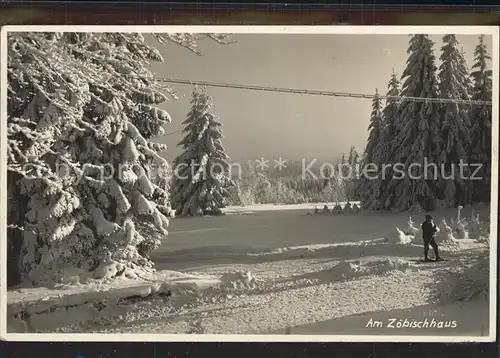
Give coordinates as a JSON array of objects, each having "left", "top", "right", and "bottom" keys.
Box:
[
  {"left": 431, "top": 219, "right": 461, "bottom": 253},
  {"left": 467, "top": 214, "right": 482, "bottom": 241},
  {"left": 463, "top": 210, "right": 490, "bottom": 244},
  {"left": 7, "top": 32, "right": 232, "bottom": 286},
  {"left": 386, "top": 227, "right": 413, "bottom": 245},
  {"left": 405, "top": 216, "right": 419, "bottom": 236},
  {"left": 342, "top": 201, "right": 353, "bottom": 213},
  {"left": 332, "top": 203, "right": 343, "bottom": 214}
]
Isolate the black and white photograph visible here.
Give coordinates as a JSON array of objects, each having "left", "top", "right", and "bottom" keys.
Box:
[{"left": 1, "top": 26, "right": 498, "bottom": 341}]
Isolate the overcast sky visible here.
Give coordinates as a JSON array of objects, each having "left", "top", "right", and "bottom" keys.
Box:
[{"left": 149, "top": 33, "right": 493, "bottom": 163}]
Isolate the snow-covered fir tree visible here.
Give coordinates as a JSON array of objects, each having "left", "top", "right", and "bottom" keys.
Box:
[
  {"left": 363, "top": 71, "right": 401, "bottom": 210},
  {"left": 6, "top": 32, "right": 231, "bottom": 286},
  {"left": 359, "top": 89, "right": 383, "bottom": 209},
  {"left": 362, "top": 89, "right": 384, "bottom": 167},
  {"left": 352, "top": 151, "right": 363, "bottom": 200},
  {"left": 171, "top": 86, "right": 234, "bottom": 217},
  {"left": 348, "top": 146, "right": 358, "bottom": 167},
  {"left": 339, "top": 153, "right": 348, "bottom": 177},
  {"left": 469, "top": 35, "right": 493, "bottom": 203},
  {"left": 347, "top": 146, "right": 358, "bottom": 180},
  {"left": 458, "top": 47, "right": 474, "bottom": 106},
  {"left": 344, "top": 146, "right": 360, "bottom": 200},
  {"left": 437, "top": 34, "right": 472, "bottom": 207},
  {"left": 378, "top": 70, "right": 401, "bottom": 162},
  {"left": 382, "top": 35, "right": 442, "bottom": 211}
]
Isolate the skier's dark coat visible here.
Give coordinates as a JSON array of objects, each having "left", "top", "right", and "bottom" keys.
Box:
[{"left": 421, "top": 221, "right": 438, "bottom": 240}]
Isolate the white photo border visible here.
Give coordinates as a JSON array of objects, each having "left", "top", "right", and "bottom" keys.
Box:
[{"left": 0, "top": 25, "right": 498, "bottom": 343}]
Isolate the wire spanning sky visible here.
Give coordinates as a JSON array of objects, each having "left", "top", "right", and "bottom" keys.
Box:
[{"left": 148, "top": 33, "right": 493, "bottom": 162}]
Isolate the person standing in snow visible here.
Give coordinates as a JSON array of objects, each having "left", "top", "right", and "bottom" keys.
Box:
[{"left": 421, "top": 214, "right": 442, "bottom": 261}]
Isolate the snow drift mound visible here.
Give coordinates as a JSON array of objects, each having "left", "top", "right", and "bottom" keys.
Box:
[
  {"left": 363, "top": 258, "right": 411, "bottom": 274},
  {"left": 219, "top": 271, "right": 256, "bottom": 290},
  {"left": 140, "top": 271, "right": 258, "bottom": 310},
  {"left": 326, "top": 261, "right": 364, "bottom": 279},
  {"left": 324, "top": 258, "right": 410, "bottom": 281}
]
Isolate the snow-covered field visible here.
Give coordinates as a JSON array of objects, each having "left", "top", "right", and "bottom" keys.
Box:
[{"left": 6, "top": 203, "right": 491, "bottom": 337}]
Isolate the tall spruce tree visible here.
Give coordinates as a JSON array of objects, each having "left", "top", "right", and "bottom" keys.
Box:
[
  {"left": 339, "top": 153, "right": 348, "bottom": 178},
  {"left": 6, "top": 32, "right": 230, "bottom": 286},
  {"left": 345, "top": 146, "right": 359, "bottom": 200},
  {"left": 363, "top": 90, "right": 384, "bottom": 166},
  {"left": 459, "top": 47, "right": 474, "bottom": 104},
  {"left": 469, "top": 35, "right": 493, "bottom": 203},
  {"left": 171, "top": 86, "right": 234, "bottom": 216},
  {"left": 378, "top": 70, "right": 401, "bottom": 163},
  {"left": 382, "top": 35, "right": 442, "bottom": 211},
  {"left": 437, "top": 34, "right": 472, "bottom": 207},
  {"left": 359, "top": 89, "right": 384, "bottom": 209},
  {"left": 367, "top": 71, "right": 401, "bottom": 210},
  {"left": 348, "top": 146, "right": 358, "bottom": 167}
]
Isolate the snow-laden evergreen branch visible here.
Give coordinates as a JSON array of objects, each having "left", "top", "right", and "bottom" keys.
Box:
[{"left": 7, "top": 32, "right": 230, "bottom": 286}]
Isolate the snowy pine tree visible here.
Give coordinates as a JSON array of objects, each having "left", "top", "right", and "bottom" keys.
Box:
[
  {"left": 459, "top": 47, "right": 474, "bottom": 106},
  {"left": 362, "top": 90, "right": 384, "bottom": 167},
  {"left": 378, "top": 70, "right": 401, "bottom": 163},
  {"left": 359, "top": 89, "right": 384, "bottom": 209},
  {"left": 382, "top": 35, "right": 442, "bottom": 211},
  {"left": 469, "top": 35, "right": 493, "bottom": 204},
  {"left": 339, "top": 153, "right": 348, "bottom": 178},
  {"left": 437, "top": 34, "right": 472, "bottom": 207},
  {"left": 363, "top": 71, "right": 402, "bottom": 210},
  {"left": 348, "top": 146, "right": 358, "bottom": 167},
  {"left": 344, "top": 146, "right": 360, "bottom": 200},
  {"left": 7, "top": 32, "right": 231, "bottom": 286},
  {"left": 171, "top": 86, "right": 234, "bottom": 217}
]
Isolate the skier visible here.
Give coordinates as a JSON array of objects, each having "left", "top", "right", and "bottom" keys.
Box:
[{"left": 421, "top": 214, "right": 442, "bottom": 262}]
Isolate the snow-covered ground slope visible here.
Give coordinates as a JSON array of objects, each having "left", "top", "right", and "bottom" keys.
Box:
[{"left": 6, "top": 204, "right": 491, "bottom": 335}]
